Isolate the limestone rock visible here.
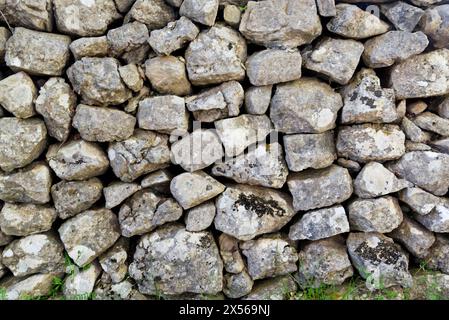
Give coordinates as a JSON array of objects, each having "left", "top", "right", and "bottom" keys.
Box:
[
  {"left": 223, "top": 4, "right": 241, "bottom": 27},
  {"left": 218, "top": 233, "right": 245, "bottom": 274},
  {"left": 129, "top": 224, "right": 223, "bottom": 295},
  {"left": 336, "top": 124, "right": 406, "bottom": 163},
  {"left": 0, "top": 163, "right": 52, "bottom": 204},
  {"left": 106, "top": 22, "right": 149, "bottom": 58},
  {"left": 245, "top": 85, "right": 272, "bottom": 115},
  {"left": 185, "top": 24, "right": 247, "bottom": 85},
  {"left": 140, "top": 169, "right": 173, "bottom": 192},
  {"left": 0, "top": 230, "right": 13, "bottom": 246},
  {"left": 63, "top": 261, "right": 102, "bottom": 299},
  {"left": 243, "top": 276, "right": 297, "bottom": 300},
  {"left": 363, "top": 31, "right": 428, "bottom": 68},
  {"left": 0, "top": 118, "right": 47, "bottom": 172},
  {"left": 125, "top": 0, "right": 176, "bottom": 30},
  {"left": 180, "top": 0, "right": 219, "bottom": 26},
  {"left": 341, "top": 69, "right": 399, "bottom": 124},
  {"left": 246, "top": 49, "right": 302, "bottom": 86},
  {"left": 47, "top": 140, "right": 109, "bottom": 181},
  {"left": 137, "top": 96, "right": 189, "bottom": 135},
  {"left": 398, "top": 187, "right": 443, "bottom": 215},
  {"left": 297, "top": 236, "right": 353, "bottom": 288},
  {"left": 0, "top": 72, "right": 36, "bottom": 119},
  {"left": 0, "top": 28, "right": 10, "bottom": 63},
  {"left": 0, "top": 0, "right": 53, "bottom": 31},
  {"left": 303, "top": 38, "right": 364, "bottom": 85},
  {"left": 104, "top": 182, "right": 142, "bottom": 209},
  {"left": 119, "top": 64, "right": 143, "bottom": 92},
  {"left": 214, "top": 184, "right": 295, "bottom": 240},
  {"left": 287, "top": 165, "right": 353, "bottom": 212},
  {"left": 119, "top": 189, "right": 183, "bottom": 237},
  {"left": 241, "top": 235, "right": 298, "bottom": 280},
  {"left": 69, "top": 36, "right": 109, "bottom": 60},
  {"left": 354, "top": 162, "right": 411, "bottom": 198},
  {"left": 390, "top": 49, "right": 449, "bottom": 99},
  {"left": 51, "top": 178, "right": 103, "bottom": 219},
  {"left": 185, "top": 201, "right": 216, "bottom": 232},
  {"left": 35, "top": 77, "right": 77, "bottom": 141},
  {"left": 389, "top": 215, "right": 435, "bottom": 259},
  {"left": 289, "top": 205, "right": 349, "bottom": 241},
  {"left": 223, "top": 271, "right": 253, "bottom": 298},
  {"left": 413, "top": 112, "right": 449, "bottom": 137},
  {"left": 327, "top": 4, "right": 389, "bottom": 39},
  {"left": 215, "top": 114, "right": 272, "bottom": 157},
  {"left": 387, "top": 151, "right": 449, "bottom": 196},
  {"left": 58, "top": 208, "right": 121, "bottom": 267},
  {"left": 270, "top": 78, "right": 343, "bottom": 134},
  {"left": 283, "top": 132, "right": 336, "bottom": 172},
  {"left": 0, "top": 203, "right": 57, "bottom": 236},
  {"left": 170, "top": 171, "right": 225, "bottom": 209},
  {"left": 381, "top": 1, "right": 424, "bottom": 32},
  {"left": 2, "top": 233, "right": 64, "bottom": 277},
  {"left": 239, "top": 0, "right": 322, "bottom": 48},
  {"left": 53, "top": 0, "right": 120, "bottom": 36},
  {"left": 401, "top": 117, "right": 432, "bottom": 143},
  {"left": 419, "top": 5, "right": 449, "bottom": 49},
  {"left": 108, "top": 129, "right": 171, "bottom": 182},
  {"left": 212, "top": 143, "right": 288, "bottom": 189},
  {"left": 347, "top": 232, "right": 413, "bottom": 290},
  {"left": 414, "top": 202, "right": 449, "bottom": 233},
  {"left": 1, "top": 273, "right": 62, "bottom": 300},
  {"left": 67, "top": 57, "right": 132, "bottom": 106},
  {"left": 5, "top": 27, "right": 71, "bottom": 76},
  {"left": 423, "top": 235, "right": 449, "bottom": 274},
  {"left": 149, "top": 17, "right": 200, "bottom": 56},
  {"left": 99, "top": 238, "right": 129, "bottom": 283},
  {"left": 72, "top": 104, "right": 136, "bottom": 142}
]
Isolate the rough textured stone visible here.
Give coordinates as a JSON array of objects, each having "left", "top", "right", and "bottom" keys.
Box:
[
  {"left": 287, "top": 165, "right": 353, "bottom": 212},
  {"left": 51, "top": 178, "right": 103, "bottom": 219},
  {"left": 125, "top": 0, "right": 176, "bottom": 30},
  {"left": 137, "top": 96, "right": 189, "bottom": 135},
  {"left": 145, "top": 56, "right": 192, "bottom": 96},
  {"left": 106, "top": 22, "right": 149, "bottom": 58},
  {"left": 149, "top": 17, "right": 200, "bottom": 56},
  {"left": 381, "top": 1, "right": 424, "bottom": 32},
  {"left": 180, "top": 0, "right": 219, "bottom": 26},
  {"left": 140, "top": 169, "right": 173, "bottom": 192},
  {"left": 47, "top": 140, "right": 109, "bottom": 181},
  {"left": 239, "top": 0, "right": 322, "bottom": 48},
  {"left": 401, "top": 117, "right": 432, "bottom": 143},
  {"left": 354, "top": 162, "right": 411, "bottom": 198},
  {"left": 389, "top": 215, "right": 435, "bottom": 259},
  {"left": 0, "top": 72, "right": 36, "bottom": 119},
  {"left": 212, "top": 143, "right": 288, "bottom": 189},
  {"left": 408, "top": 272, "right": 449, "bottom": 300},
  {"left": 1, "top": 273, "right": 62, "bottom": 300},
  {"left": 223, "top": 4, "right": 241, "bottom": 27},
  {"left": 171, "top": 171, "right": 225, "bottom": 209},
  {"left": 363, "top": 31, "right": 428, "bottom": 68},
  {"left": 53, "top": 0, "right": 120, "bottom": 36},
  {"left": 72, "top": 104, "right": 136, "bottom": 142},
  {"left": 99, "top": 238, "right": 129, "bottom": 283},
  {"left": 246, "top": 49, "right": 302, "bottom": 86},
  {"left": 2, "top": 233, "right": 64, "bottom": 277},
  {"left": 413, "top": 112, "right": 449, "bottom": 137},
  {"left": 67, "top": 57, "right": 131, "bottom": 106},
  {"left": 414, "top": 202, "right": 449, "bottom": 233},
  {"left": 283, "top": 132, "right": 336, "bottom": 172},
  {"left": 348, "top": 197, "right": 404, "bottom": 233},
  {"left": 185, "top": 24, "right": 247, "bottom": 85},
  {"left": 0, "top": 118, "right": 47, "bottom": 172},
  {"left": 270, "top": 78, "right": 343, "bottom": 134},
  {"left": 0, "top": 0, "right": 53, "bottom": 31},
  {"left": 119, "top": 64, "right": 143, "bottom": 92},
  {"left": 347, "top": 232, "right": 413, "bottom": 291},
  {"left": 298, "top": 236, "right": 353, "bottom": 288},
  {"left": 243, "top": 276, "right": 297, "bottom": 300},
  {"left": 303, "top": 38, "right": 364, "bottom": 85},
  {"left": 183, "top": 201, "right": 215, "bottom": 233},
  {"left": 336, "top": 124, "right": 406, "bottom": 163},
  {"left": 69, "top": 36, "right": 110, "bottom": 60},
  {"left": 0, "top": 203, "right": 57, "bottom": 236},
  {"left": 35, "top": 77, "right": 77, "bottom": 142},
  {"left": 129, "top": 224, "right": 223, "bottom": 295},
  {"left": 399, "top": 187, "right": 443, "bottom": 215},
  {"left": 419, "top": 5, "right": 449, "bottom": 49},
  {"left": 187, "top": 81, "right": 244, "bottom": 122},
  {"left": 241, "top": 235, "right": 298, "bottom": 280},
  {"left": 218, "top": 233, "right": 245, "bottom": 275},
  {"left": 214, "top": 184, "right": 295, "bottom": 240},
  {"left": 63, "top": 261, "right": 102, "bottom": 298},
  {"left": 423, "top": 235, "right": 449, "bottom": 274},
  {"left": 103, "top": 182, "right": 141, "bottom": 209},
  {"left": 327, "top": 4, "right": 389, "bottom": 39},
  {"left": 5, "top": 27, "right": 71, "bottom": 76},
  {"left": 245, "top": 85, "right": 272, "bottom": 115},
  {"left": 388, "top": 151, "right": 449, "bottom": 196},
  {"left": 118, "top": 189, "right": 183, "bottom": 237},
  {"left": 0, "top": 28, "right": 10, "bottom": 63},
  {"left": 223, "top": 271, "right": 253, "bottom": 298},
  {"left": 289, "top": 205, "right": 349, "bottom": 241},
  {"left": 0, "top": 230, "right": 13, "bottom": 246},
  {"left": 93, "top": 276, "right": 147, "bottom": 300},
  {"left": 58, "top": 208, "right": 120, "bottom": 267},
  {"left": 0, "top": 163, "right": 52, "bottom": 204},
  {"left": 215, "top": 114, "right": 273, "bottom": 157},
  {"left": 341, "top": 69, "right": 399, "bottom": 124},
  {"left": 390, "top": 49, "right": 449, "bottom": 99},
  {"left": 108, "top": 129, "right": 171, "bottom": 182}
]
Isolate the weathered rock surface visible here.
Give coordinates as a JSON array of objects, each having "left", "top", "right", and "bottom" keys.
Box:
[
  {"left": 401, "top": 117, "right": 432, "bottom": 143},
  {"left": 180, "top": 0, "right": 219, "bottom": 26},
  {"left": 47, "top": 140, "right": 109, "bottom": 181},
  {"left": 419, "top": 5, "right": 449, "bottom": 49},
  {"left": 69, "top": 36, "right": 109, "bottom": 60},
  {"left": 140, "top": 169, "right": 173, "bottom": 192},
  {"left": 58, "top": 208, "right": 120, "bottom": 267},
  {"left": 270, "top": 78, "right": 343, "bottom": 134},
  {"left": 243, "top": 276, "right": 297, "bottom": 300},
  {"left": 214, "top": 184, "right": 295, "bottom": 240},
  {"left": 185, "top": 201, "right": 216, "bottom": 232},
  {"left": 0, "top": 203, "right": 57, "bottom": 236},
  {"left": 287, "top": 165, "right": 353, "bottom": 212},
  {"left": 218, "top": 233, "right": 245, "bottom": 274},
  {"left": 63, "top": 261, "right": 102, "bottom": 298},
  {"left": 106, "top": 22, "right": 149, "bottom": 58},
  {"left": 413, "top": 112, "right": 449, "bottom": 137},
  {"left": 414, "top": 202, "right": 449, "bottom": 233},
  {"left": 0, "top": 118, "right": 47, "bottom": 172},
  {"left": 129, "top": 224, "right": 223, "bottom": 295},
  {"left": 398, "top": 187, "right": 442, "bottom": 215},
  {"left": 223, "top": 271, "right": 253, "bottom": 298},
  {"left": 1, "top": 273, "right": 62, "bottom": 300},
  {"left": 51, "top": 178, "right": 103, "bottom": 219},
  {"left": 99, "top": 238, "right": 129, "bottom": 283},
  {"left": 381, "top": 1, "right": 424, "bottom": 32},
  {"left": 125, "top": 0, "right": 175, "bottom": 30},
  {"left": 119, "top": 64, "right": 144, "bottom": 92},
  {"left": 423, "top": 235, "right": 449, "bottom": 274},
  {"left": 104, "top": 182, "right": 141, "bottom": 209},
  {"left": 0, "top": 72, "right": 36, "bottom": 119},
  {"left": 245, "top": 85, "right": 272, "bottom": 115},
  {"left": 0, "top": 0, "right": 53, "bottom": 31}
]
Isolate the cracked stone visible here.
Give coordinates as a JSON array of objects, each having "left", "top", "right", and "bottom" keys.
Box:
[{"left": 103, "top": 182, "right": 142, "bottom": 209}]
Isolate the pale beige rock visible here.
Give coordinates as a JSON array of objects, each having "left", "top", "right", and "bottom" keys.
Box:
[
  {"left": 69, "top": 36, "right": 109, "bottom": 60},
  {"left": 0, "top": 72, "right": 36, "bottom": 119}
]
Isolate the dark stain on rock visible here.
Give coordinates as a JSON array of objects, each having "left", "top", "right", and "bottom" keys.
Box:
[
  {"left": 233, "top": 193, "right": 285, "bottom": 218},
  {"left": 355, "top": 240, "right": 402, "bottom": 266}
]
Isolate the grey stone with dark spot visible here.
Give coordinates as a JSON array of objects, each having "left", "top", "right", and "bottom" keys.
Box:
[
  {"left": 0, "top": 0, "right": 53, "bottom": 31},
  {"left": 99, "top": 237, "right": 129, "bottom": 284},
  {"left": 381, "top": 1, "right": 424, "bottom": 32},
  {"left": 413, "top": 112, "right": 449, "bottom": 137},
  {"left": 223, "top": 271, "right": 253, "bottom": 298}
]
